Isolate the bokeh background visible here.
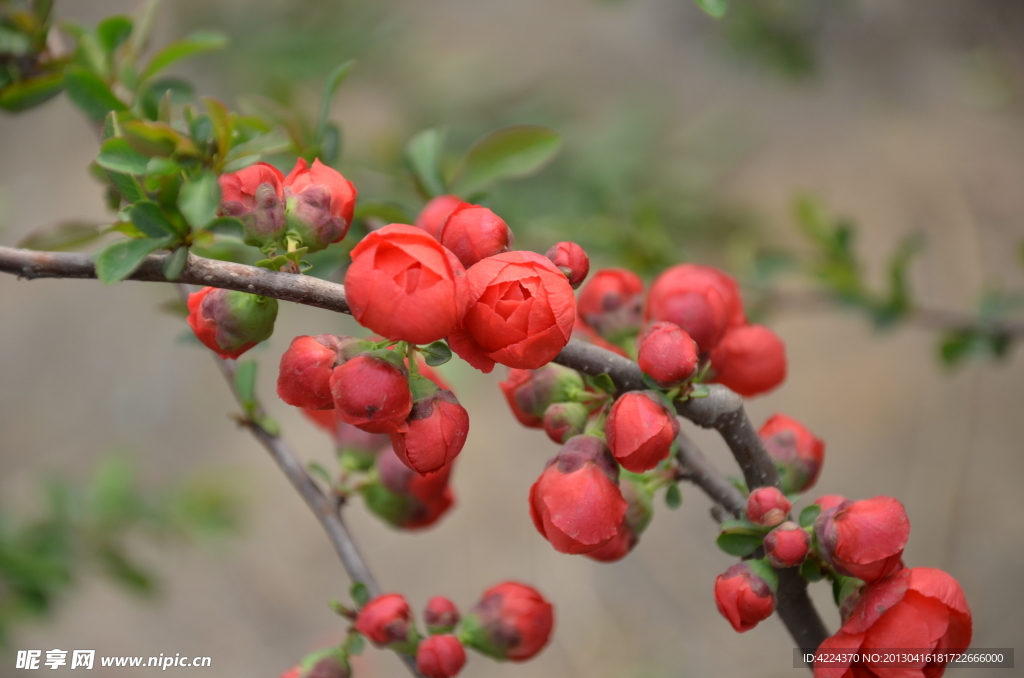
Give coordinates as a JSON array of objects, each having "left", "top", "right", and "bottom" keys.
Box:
[{"left": 2, "top": 0, "right": 1024, "bottom": 676}]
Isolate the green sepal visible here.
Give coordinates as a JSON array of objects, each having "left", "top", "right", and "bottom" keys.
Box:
[
  {"left": 420, "top": 340, "right": 453, "bottom": 367},
  {"left": 746, "top": 558, "right": 780, "bottom": 593},
  {"left": 664, "top": 483, "right": 682, "bottom": 509},
  {"left": 409, "top": 373, "right": 441, "bottom": 402},
  {"left": 458, "top": 612, "right": 507, "bottom": 661},
  {"left": 799, "top": 556, "right": 824, "bottom": 583}
]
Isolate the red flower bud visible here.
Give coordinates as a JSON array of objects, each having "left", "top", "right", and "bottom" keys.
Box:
[
  {"left": 498, "top": 364, "right": 585, "bottom": 428},
  {"left": 528, "top": 435, "right": 627, "bottom": 554},
  {"left": 415, "top": 194, "right": 462, "bottom": 239},
  {"left": 218, "top": 163, "right": 287, "bottom": 248},
  {"left": 759, "top": 414, "right": 825, "bottom": 494},
  {"left": 330, "top": 354, "right": 412, "bottom": 433},
  {"left": 345, "top": 224, "right": 469, "bottom": 345},
  {"left": 390, "top": 385, "right": 470, "bottom": 475},
  {"left": 302, "top": 407, "right": 390, "bottom": 454},
  {"left": 362, "top": 445, "right": 454, "bottom": 530},
  {"left": 815, "top": 567, "right": 971, "bottom": 678},
  {"left": 545, "top": 241, "right": 590, "bottom": 289},
  {"left": 424, "top": 597, "right": 460, "bottom": 634},
  {"left": 637, "top": 321, "right": 699, "bottom": 387},
  {"left": 764, "top": 521, "right": 811, "bottom": 568},
  {"left": 282, "top": 158, "right": 357, "bottom": 252},
  {"left": 416, "top": 635, "right": 466, "bottom": 678},
  {"left": 746, "top": 486, "right": 791, "bottom": 527},
  {"left": 646, "top": 264, "right": 746, "bottom": 341},
  {"left": 448, "top": 251, "right": 575, "bottom": 373},
  {"left": 460, "top": 582, "right": 554, "bottom": 662},
  {"left": 815, "top": 496, "right": 910, "bottom": 583},
  {"left": 576, "top": 268, "right": 644, "bottom": 339},
  {"left": 585, "top": 472, "right": 654, "bottom": 563},
  {"left": 186, "top": 287, "right": 278, "bottom": 360},
  {"left": 606, "top": 391, "right": 680, "bottom": 473},
  {"left": 277, "top": 335, "right": 370, "bottom": 410},
  {"left": 708, "top": 324, "right": 787, "bottom": 397},
  {"left": 813, "top": 494, "right": 848, "bottom": 512},
  {"left": 437, "top": 203, "right": 514, "bottom": 268},
  {"left": 714, "top": 562, "right": 777, "bottom": 633},
  {"left": 542, "top": 402, "right": 589, "bottom": 443},
  {"left": 355, "top": 594, "right": 415, "bottom": 648}
]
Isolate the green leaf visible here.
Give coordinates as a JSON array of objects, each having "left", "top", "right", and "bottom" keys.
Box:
[
  {"left": 420, "top": 340, "right": 452, "bottom": 367},
  {"left": 716, "top": 531, "right": 762, "bottom": 557},
  {"left": 832, "top": 575, "right": 864, "bottom": 608},
  {"left": 63, "top": 66, "right": 127, "bottom": 122},
  {"left": 96, "top": 15, "right": 133, "bottom": 55},
  {"left": 224, "top": 128, "right": 292, "bottom": 164},
  {"left": 350, "top": 581, "right": 370, "bottom": 607},
  {"left": 452, "top": 125, "right": 562, "bottom": 195},
  {"left": 234, "top": 361, "right": 258, "bottom": 416},
  {"left": 317, "top": 59, "right": 355, "bottom": 143},
  {"left": 96, "top": 137, "right": 149, "bottom": 175},
  {"left": 94, "top": 236, "right": 173, "bottom": 284},
  {"left": 347, "top": 633, "right": 364, "bottom": 656},
  {"left": 178, "top": 171, "right": 220, "bottom": 229},
  {"left": 139, "top": 30, "right": 228, "bottom": 82},
  {"left": 799, "top": 557, "right": 823, "bottom": 583},
  {"left": 405, "top": 127, "right": 447, "bottom": 198},
  {"left": 746, "top": 558, "right": 780, "bottom": 592},
  {"left": 695, "top": 0, "right": 728, "bottom": 19},
  {"left": 0, "top": 70, "right": 65, "bottom": 111},
  {"left": 122, "top": 119, "right": 196, "bottom": 157},
  {"left": 718, "top": 518, "right": 765, "bottom": 535},
  {"left": 105, "top": 170, "right": 145, "bottom": 203},
  {"left": 139, "top": 77, "right": 194, "bottom": 121},
  {"left": 798, "top": 504, "right": 821, "bottom": 529},
  {"left": 18, "top": 221, "right": 106, "bottom": 251},
  {"left": 665, "top": 483, "right": 682, "bottom": 509},
  {"left": 128, "top": 201, "right": 178, "bottom": 239},
  {"left": 586, "top": 373, "right": 617, "bottom": 395},
  {"left": 202, "top": 96, "right": 232, "bottom": 158},
  {"left": 204, "top": 216, "right": 244, "bottom": 238},
  {"left": 163, "top": 246, "right": 189, "bottom": 281}
]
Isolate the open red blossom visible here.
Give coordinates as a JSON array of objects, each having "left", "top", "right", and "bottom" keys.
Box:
[
  {"left": 277, "top": 335, "right": 369, "bottom": 410},
  {"left": 498, "top": 364, "right": 585, "bottom": 428},
  {"left": 416, "top": 636, "right": 466, "bottom": 678},
  {"left": 448, "top": 251, "right": 575, "bottom": 373},
  {"left": 708, "top": 324, "right": 787, "bottom": 397},
  {"left": 606, "top": 391, "right": 680, "bottom": 473},
  {"left": 416, "top": 194, "right": 462, "bottom": 239},
  {"left": 437, "top": 202, "right": 514, "bottom": 268},
  {"left": 576, "top": 268, "right": 644, "bottom": 338},
  {"left": 186, "top": 287, "right": 278, "bottom": 360},
  {"left": 746, "top": 486, "right": 791, "bottom": 527},
  {"left": 714, "top": 562, "right": 777, "bottom": 633},
  {"left": 815, "top": 496, "right": 910, "bottom": 583},
  {"left": 461, "top": 582, "right": 554, "bottom": 662},
  {"left": 545, "top": 241, "right": 590, "bottom": 289},
  {"left": 329, "top": 355, "right": 412, "bottom": 433},
  {"left": 219, "top": 163, "right": 287, "bottom": 247},
  {"left": 764, "top": 521, "right": 811, "bottom": 568},
  {"left": 355, "top": 594, "right": 414, "bottom": 647},
  {"left": 391, "top": 387, "right": 470, "bottom": 475},
  {"left": 637, "top": 321, "right": 699, "bottom": 387},
  {"left": 345, "top": 224, "right": 468, "bottom": 345},
  {"left": 424, "top": 597, "right": 460, "bottom": 634},
  {"left": 529, "top": 435, "right": 627, "bottom": 554},
  {"left": 759, "top": 413, "right": 825, "bottom": 494},
  {"left": 281, "top": 158, "right": 357, "bottom": 252},
  {"left": 815, "top": 567, "right": 972, "bottom": 678},
  {"left": 362, "top": 444, "right": 454, "bottom": 530}
]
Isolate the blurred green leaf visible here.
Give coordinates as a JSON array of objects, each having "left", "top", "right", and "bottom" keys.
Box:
[
  {"left": 716, "top": 531, "right": 761, "bottom": 557},
  {"left": 354, "top": 202, "right": 414, "bottom": 225},
  {"left": 350, "top": 581, "right": 369, "bottom": 607},
  {"left": 0, "top": 70, "right": 64, "bottom": 111},
  {"left": 128, "top": 200, "right": 179, "bottom": 239},
  {"left": 665, "top": 483, "right": 682, "bottom": 509},
  {"left": 453, "top": 125, "right": 563, "bottom": 195},
  {"left": 695, "top": 0, "right": 728, "bottom": 19},
  {"left": 798, "top": 504, "right": 820, "bottom": 529},
  {"left": 316, "top": 59, "right": 355, "bottom": 143},
  {"left": 96, "top": 137, "right": 149, "bottom": 175},
  {"left": 162, "top": 246, "right": 189, "bottom": 280},
  {"left": 96, "top": 15, "right": 132, "bottom": 55},
  {"left": 105, "top": 170, "right": 145, "bottom": 203},
  {"left": 122, "top": 119, "right": 196, "bottom": 157},
  {"left": 94, "top": 236, "right": 172, "bottom": 284},
  {"left": 234, "top": 361, "right": 258, "bottom": 416},
  {"left": 203, "top": 96, "right": 232, "bottom": 159},
  {"left": 63, "top": 66, "right": 127, "bottom": 122},
  {"left": 139, "top": 30, "right": 228, "bottom": 82},
  {"left": 178, "top": 171, "right": 220, "bottom": 229},
  {"left": 405, "top": 127, "right": 447, "bottom": 199},
  {"left": 17, "top": 222, "right": 106, "bottom": 252}
]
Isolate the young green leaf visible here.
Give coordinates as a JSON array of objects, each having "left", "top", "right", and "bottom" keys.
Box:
[
  {"left": 94, "top": 236, "right": 173, "bottom": 284},
  {"left": 105, "top": 170, "right": 145, "bottom": 203},
  {"left": 420, "top": 341, "right": 453, "bottom": 367},
  {"left": 17, "top": 222, "right": 107, "bottom": 252},
  {"left": 665, "top": 483, "right": 682, "bottom": 509},
  {"left": 405, "top": 127, "right": 447, "bottom": 198},
  {"left": 798, "top": 504, "right": 821, "bottom": 529},
  {"left": 715, "top": 531, "right": 762, "bottom": 557},
  {"left": 350, "top": 581, "right": 370, "bottom": 607},
  {"left": 96, "top": 138, "right": 149, "bottom": 175},
  {"left": 234, "top": 360, "right": 258, "bottom": 416},
  {"left": 163, "top": 245, "right": 189, "bottom": 281},
  {"left": 63, "top": 66, "right": 128, "bottom": 122},
  {"left": 695, "top": 0, "right": 728, "bottom": 19},
  {"left": 452, "top": 125, "right": 562, "bottom": 195},
  {"left": 202, "top": 96, "right": 232, "bottom": 159},
  {"left": 128, "top": 201, "right": 179, "bottom": 238},
  {"left": 178, "top": 172, "right": 221, "bottom": 229},
  {"left": 139, "top": 30, "right": 228, "bottom": 82},
  {"left": 317, "top": 59, "right": 355, "bottom": 143},
  {"left": 96, "top": 15, "right": 133, "bottom": 55}
]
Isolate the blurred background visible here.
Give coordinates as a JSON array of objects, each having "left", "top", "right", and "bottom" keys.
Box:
[{"left": 2, "top": 0, "right": 1023, "bottom": 676}]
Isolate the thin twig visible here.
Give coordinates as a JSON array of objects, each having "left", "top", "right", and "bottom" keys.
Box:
[{"left": 675, "top": 428, "right": 746, "bottom": 518}]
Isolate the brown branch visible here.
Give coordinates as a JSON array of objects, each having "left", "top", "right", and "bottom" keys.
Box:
[
  {"left": 1, "top": 246, "right": 829, "bottom": 655},
  {"left": 675, "top": 428, "right": 746, "bottom": 518}
]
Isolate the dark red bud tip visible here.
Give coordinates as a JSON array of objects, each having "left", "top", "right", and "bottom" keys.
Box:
[
  {"left": 354, "top": 594, "right": 413, "bottom": 647},
  {"left": 545, "top": 241, "right": 590, "bottom": 289},
  {"left": 746, "top": 486, "right": 791, "bottom": 527},
  {"left": 424, "top": 596, "right": 460, "bottom": 634}
]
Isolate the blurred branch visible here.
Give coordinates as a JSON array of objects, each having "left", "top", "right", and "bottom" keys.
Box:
[{"left": 675, "top": 428, "right": 746, "bottom": 518}]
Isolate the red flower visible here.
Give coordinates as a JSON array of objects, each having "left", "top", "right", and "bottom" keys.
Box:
[
  {"left": 416, "top": 636, "right": 466, "bottom": 678},
  {"left": 437, "top": 203, "right": 514, "bottom": 268},
  {"left": 764, "top": 521, "right": 811, "bottom": 568},
  {"left": 815, "top": 568, "right": 972, "bottom": 678},
  {"left": 542, "top": 402, "right": 589, "bottom": 443},
  {"left": 708, "top": 324, "right": 787, "bottom": 397},
  {"left": 461, "top": 582, "right": 554, "bottom": 662},
  {"left": 354, "top": 594, "right": 413, "bottom": 647},
  {"left": 448, "top": 251, "right": 575, "bottom": 373},
  {"left": 424, "top": 597, "right": 460, "bottom": 634},
  {"left": 390, "top": 386, "right": 470, "bottom": 475},
  {"left": 746, "top": 486, "right": 791, "bottom": 527},
  {"left": 647, "top": 264, "right": 745, "bottom": 338},
  {"left": 545, "top": 241, "right": 590, "bottom": 289},
  {"left": 714, "top": 562, "right": 777, "bottom": 633},
  {"left": 606, "top": 391, "right": 680, "bottom": 473},
  {"left": 345, "top": 224, "right": 469, "bottom": 344},
  {"left": 218, "top": 163, "right": 286, "bottom": 247},
  {"left": 498, "top": 364, "right": 585, "bottom": 429},
  {"left": 585, "top": 474, "right": 654, "bottom": 563},
  {"left": 330, "top": 355, "right": 412, "bottom": 433},
  {"left": 282, "top": 158, "right": 357, "bottom": 252},
  {"left": 576, "top": 268, "right": 644, "bottom": 339},
  {"left": 759, "top": 413, "right": 825, "bottom": 494},
  {"left": 362, "top": 445, "right": 454, "bottom": 530},
  {"left": 186, "top": 287, "right": 278, "bottom": 360},
  {"left": 529, "top": 435, "right": 627, "bottom": 554},
  {"left": 637, "top": 321, "right": 699, "bottom": 387},
  {"left": 416, "top": 194, "right": 462, "bottom": 239},
  {"left": 277, "top": 335, "right": 368, "bottom": 410},
  {"left": 815, "top": 496, "right": 910, "bottom": 583}
]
